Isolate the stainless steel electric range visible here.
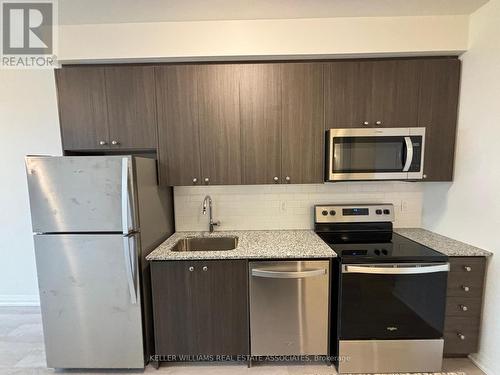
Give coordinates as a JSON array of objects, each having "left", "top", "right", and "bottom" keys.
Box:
[{"left": 314, "top": 204, "right": 449, "bottom": 374}]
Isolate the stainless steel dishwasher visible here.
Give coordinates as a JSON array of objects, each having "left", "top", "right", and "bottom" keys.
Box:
[{"left": 249, "top": 260, "right": 330, "bottom": 356}]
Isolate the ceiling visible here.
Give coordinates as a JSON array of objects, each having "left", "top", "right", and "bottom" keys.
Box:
[{"left": 59, "top": 0, "right": 488, "bottom": 25}]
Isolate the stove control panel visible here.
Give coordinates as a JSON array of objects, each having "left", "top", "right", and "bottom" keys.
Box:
[{"left": 314, "top": 204, "right": 394, "bottom": 223}]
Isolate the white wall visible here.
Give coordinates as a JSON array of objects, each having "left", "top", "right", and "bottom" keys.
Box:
[
  {"left": 0, "top": 70, "right": 61, "bottom": 305},
  {"left": 422, "top": 0, "right": 500, "bottom": 373},
  {"left": 58, "top": 15, "right": 469, "bottom": 62},
  {"left": 174, "top": 182, "right": 423, "bottom": 231}
]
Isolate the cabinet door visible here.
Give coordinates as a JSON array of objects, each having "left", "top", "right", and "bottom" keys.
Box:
[
  {"left": 156, "top": 65, "right": 201, "bottom": 186},
  {"left": 151, "top": 260, "right": 249, "bottom": 357},
  {"left": 281, "top": 63, "right": 324, "bottom": 184},
  {"left": 197, "top": 65, "right": 242, "bottom": 185},
  {"left": 191, "top": 260, "right": 249, "bottom": 356},
  {"left": 324, "top": 61, "right": 373, "bottom": 128},
  {"left": 55, "top": 67, "right": 109, "bottom": 150},
  {"left": 240, "top": 64, "right": 282, "bottom": 184},
  {"left": 418, "top": 59, "right": 461, "bottom": 181},
  {"left": 105, "top": 66, "right": 157, "bottom": 149},
  {"left": 371, "top": 59, "right": 421, "bottom": 127}
]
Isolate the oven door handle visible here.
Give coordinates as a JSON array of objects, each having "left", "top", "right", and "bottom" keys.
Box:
[
  {"left": 252, "top": 268, "right": 326, "bottom": 279},
  {"left": 343, "top": 263, "right": 450, "bottom": 274},
  {"left": 402, "top": 136, "right": 413, "bottom": 172}
]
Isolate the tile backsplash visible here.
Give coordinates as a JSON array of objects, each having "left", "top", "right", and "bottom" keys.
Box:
[{"left": 174, "top": 182, "right": 423, "bottom": 231}]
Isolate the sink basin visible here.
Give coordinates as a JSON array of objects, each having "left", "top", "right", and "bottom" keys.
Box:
[{"left": 171, "top": 236, "right": 238, "bottom": 252}]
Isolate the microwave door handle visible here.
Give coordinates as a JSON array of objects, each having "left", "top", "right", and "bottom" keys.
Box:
[{"left": 402, "top": 136, "right": 413, "bottom": 172}]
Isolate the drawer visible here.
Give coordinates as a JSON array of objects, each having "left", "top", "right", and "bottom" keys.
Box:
[
  {"left": 446, "top": 297, "right": 482, "bottom": 317},
  {"left": 444, "top": 316, "right": 480, "bottom": 355},
  {"left": 447, "top": 257, "right": 485, "bottom": 297},
  {"left": 448, "top": 257, "right": 485, "bottom": 277}
]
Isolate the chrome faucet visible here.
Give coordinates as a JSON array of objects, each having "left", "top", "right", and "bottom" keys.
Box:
[{"left": 202, "top": 195, "right": 220, "bottom": 233}]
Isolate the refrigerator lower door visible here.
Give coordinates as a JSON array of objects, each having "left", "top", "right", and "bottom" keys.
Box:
[
  {"left": 25, "top": 156, "right": 137, "bottom": 234},
  {"left": 34, "top": 234, "right": 144, "bottom": 369}
]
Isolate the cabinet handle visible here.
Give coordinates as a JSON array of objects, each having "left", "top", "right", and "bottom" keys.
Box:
[
  {"left": 192, "top": 178, "right": 198, "bottom": 184},
  {"left": 285, "top": 176, "right": 291, "bottom": 183},
  {"left": 202, "top": 266, "right": 208, "bottom": 272},
  {"left": 363, "top": 121, "right": 370, "bottom": 126},
  {"left": 188, "top": 266, "right": 195, "bottom": 272},
  {"left": 460, "top": 304, "right": 468, "bottom": 312},
  {"left": 99, "top": 140, "right": 107, "bottom": 146},
  {"left": 423, "top": 174, "right": 427, "bottom": 179},
  {"left": 375, "top": 120, "right": 382, "bottom": 125},
  {"left": 457, "top": 333, "right": 466, "bottom": 340},
  {"left": 273, "top": 176, "right": 279, "bottom": 183},
  {"left": 464, "top": 266, "right": 472, "bottom": 272},
  {"left": 462, "top": 285, "right": 470, "bottom": 292},
  {"left": 204, "top": 177, "right": 210, "bottom": 184},
  {"left": 111, "top": 140, "right": 119, "bottom": 145}
]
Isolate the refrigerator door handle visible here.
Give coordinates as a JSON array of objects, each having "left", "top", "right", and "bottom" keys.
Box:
[
  {"left": 123, "top": 236, "right": 137, "bottom": 304},
  {"left": 121, "top": 158, "right": 130, "bottom": 234}
]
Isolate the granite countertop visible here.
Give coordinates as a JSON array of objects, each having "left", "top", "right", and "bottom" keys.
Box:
[
  {"left": 146, "top": 230, "right": 336, "bottom": 261},
  {"left": 394, "top": 228, "right": 492, "bottom": 257}
]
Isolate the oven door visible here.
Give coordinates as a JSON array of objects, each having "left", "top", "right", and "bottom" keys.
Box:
[
  {"left": 340, "top": 263, "right": 449, "bottom": 340},
  {"left": 326, "top": 128, "right": 425, "bottom": 181}
]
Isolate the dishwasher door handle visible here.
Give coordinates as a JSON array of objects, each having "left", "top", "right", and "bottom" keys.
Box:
[{"left": 251, "top": 268, "right": 326, "bottom": 279}]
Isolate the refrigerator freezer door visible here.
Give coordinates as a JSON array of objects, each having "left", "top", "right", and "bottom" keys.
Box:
[
  {"left": 34, "top": 234, "right": 144, "bottom": 369},
  {"left": 25, "top": 156, "right": 136, "bottom": 234}
]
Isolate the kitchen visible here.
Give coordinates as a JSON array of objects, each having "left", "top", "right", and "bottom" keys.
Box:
[{"left": 1, "top": 1, "right": 499, "bottom": 375}]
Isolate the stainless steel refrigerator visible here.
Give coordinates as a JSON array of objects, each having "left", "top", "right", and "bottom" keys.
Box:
[{"left": 25, "top": 155, "right": 174, "bottom": 369}]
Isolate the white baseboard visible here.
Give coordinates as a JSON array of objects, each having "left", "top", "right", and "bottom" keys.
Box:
[
  {"left": 0, "top": 294, "right": 40, "bottom": 306},
  {"left": 469, "top": 353, "right": 495, "bottom": 375}
]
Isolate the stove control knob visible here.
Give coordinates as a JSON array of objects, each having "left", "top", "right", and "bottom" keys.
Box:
[
  {"left": 374, "top": 249, "right": 381, "bottom": 256},
  {"left": 322, "top": 210, "right": 328, "bottom": 216},
  {"left": 382, "top": 249, "right": 388, "bottom": 255},
  {"left": 376, "top": 209, "right": 382, "bottom": 215},
  {"left": 329, "top": 210, "right": 336, "bottom": 216},
  {"left": 383, "top": 209, "right": 391, "bottom": 215}
]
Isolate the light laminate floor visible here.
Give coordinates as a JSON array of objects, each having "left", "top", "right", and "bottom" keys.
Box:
[{"left": 0, "top": 307, "right": 485, "bottom": 375}]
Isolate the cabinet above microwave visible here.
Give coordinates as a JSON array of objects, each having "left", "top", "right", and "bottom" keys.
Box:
[{"left": 325, "top": 128, "right": 425, "bottom": 182}]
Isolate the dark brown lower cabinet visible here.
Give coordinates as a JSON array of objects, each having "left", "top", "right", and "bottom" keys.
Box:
[
  {"left": 151, "top": 260, "right": 249, "bottom": 359},
  {"left": 444, "top": 257, "right": 486, "bottom": 356}
]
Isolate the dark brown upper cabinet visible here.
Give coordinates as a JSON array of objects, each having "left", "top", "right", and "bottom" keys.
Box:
[
  {"left": 56, "top": 65, "right": 157, "bottom": 152},
  {"left": 197, "top": 64, "right": 242, "bottom": 185},
  {"left": 324, "top": 61, "right": 372, "bottom": 128},
  {"left": 156, "top": 64, "right": 241, "bottom": 186},
  {"left": 151, "top": 260, "right": 249, "bottom": 357},
  {"left": 281, "top": 63, "right": 324, "bottom": 184},
  {"left": 104, "top": 66, "right": 157, "bottom": 149},
  {"left": 239, "top": 64, "right": 282, "bottom": 184},
  {"left": 370, "top": 59, "right": 421, "bottom": 127},
  {"left": 56, "top": 67, "right": 109, "bottom": 150},
  {"left": 156, "top": 65, "right": 201, "bottom": 186},
  {"left": 418, "top": 58, "right": 461, "bottom": 181},
  {"left": 324, "top": 59, "right": 420, "bottom": 128}
]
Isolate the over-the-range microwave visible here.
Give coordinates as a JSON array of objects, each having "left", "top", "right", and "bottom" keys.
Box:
[{"left": 326, "top": 127, "right": 425, "bottom": 181}]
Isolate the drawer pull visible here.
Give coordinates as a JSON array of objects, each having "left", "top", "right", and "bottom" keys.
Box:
[
  {"left": 460, "top": 305, "right": 468, "bottom": 312},
  {"left": 462, "top": 285, "right": 470, "bottom": 292},
  {"left": 188, "top": 266, "right": 195, "bottom": 272},
  {"left": 457, "top": 333, "right": 466, "bottom": 340},
  {"left": 464, "top": 266, "right": 472, "bottom": 272}
]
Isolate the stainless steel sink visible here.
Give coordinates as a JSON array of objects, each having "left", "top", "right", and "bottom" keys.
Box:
[{"left": 171, "top": 236, "right": 238, "bottom": 252}]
